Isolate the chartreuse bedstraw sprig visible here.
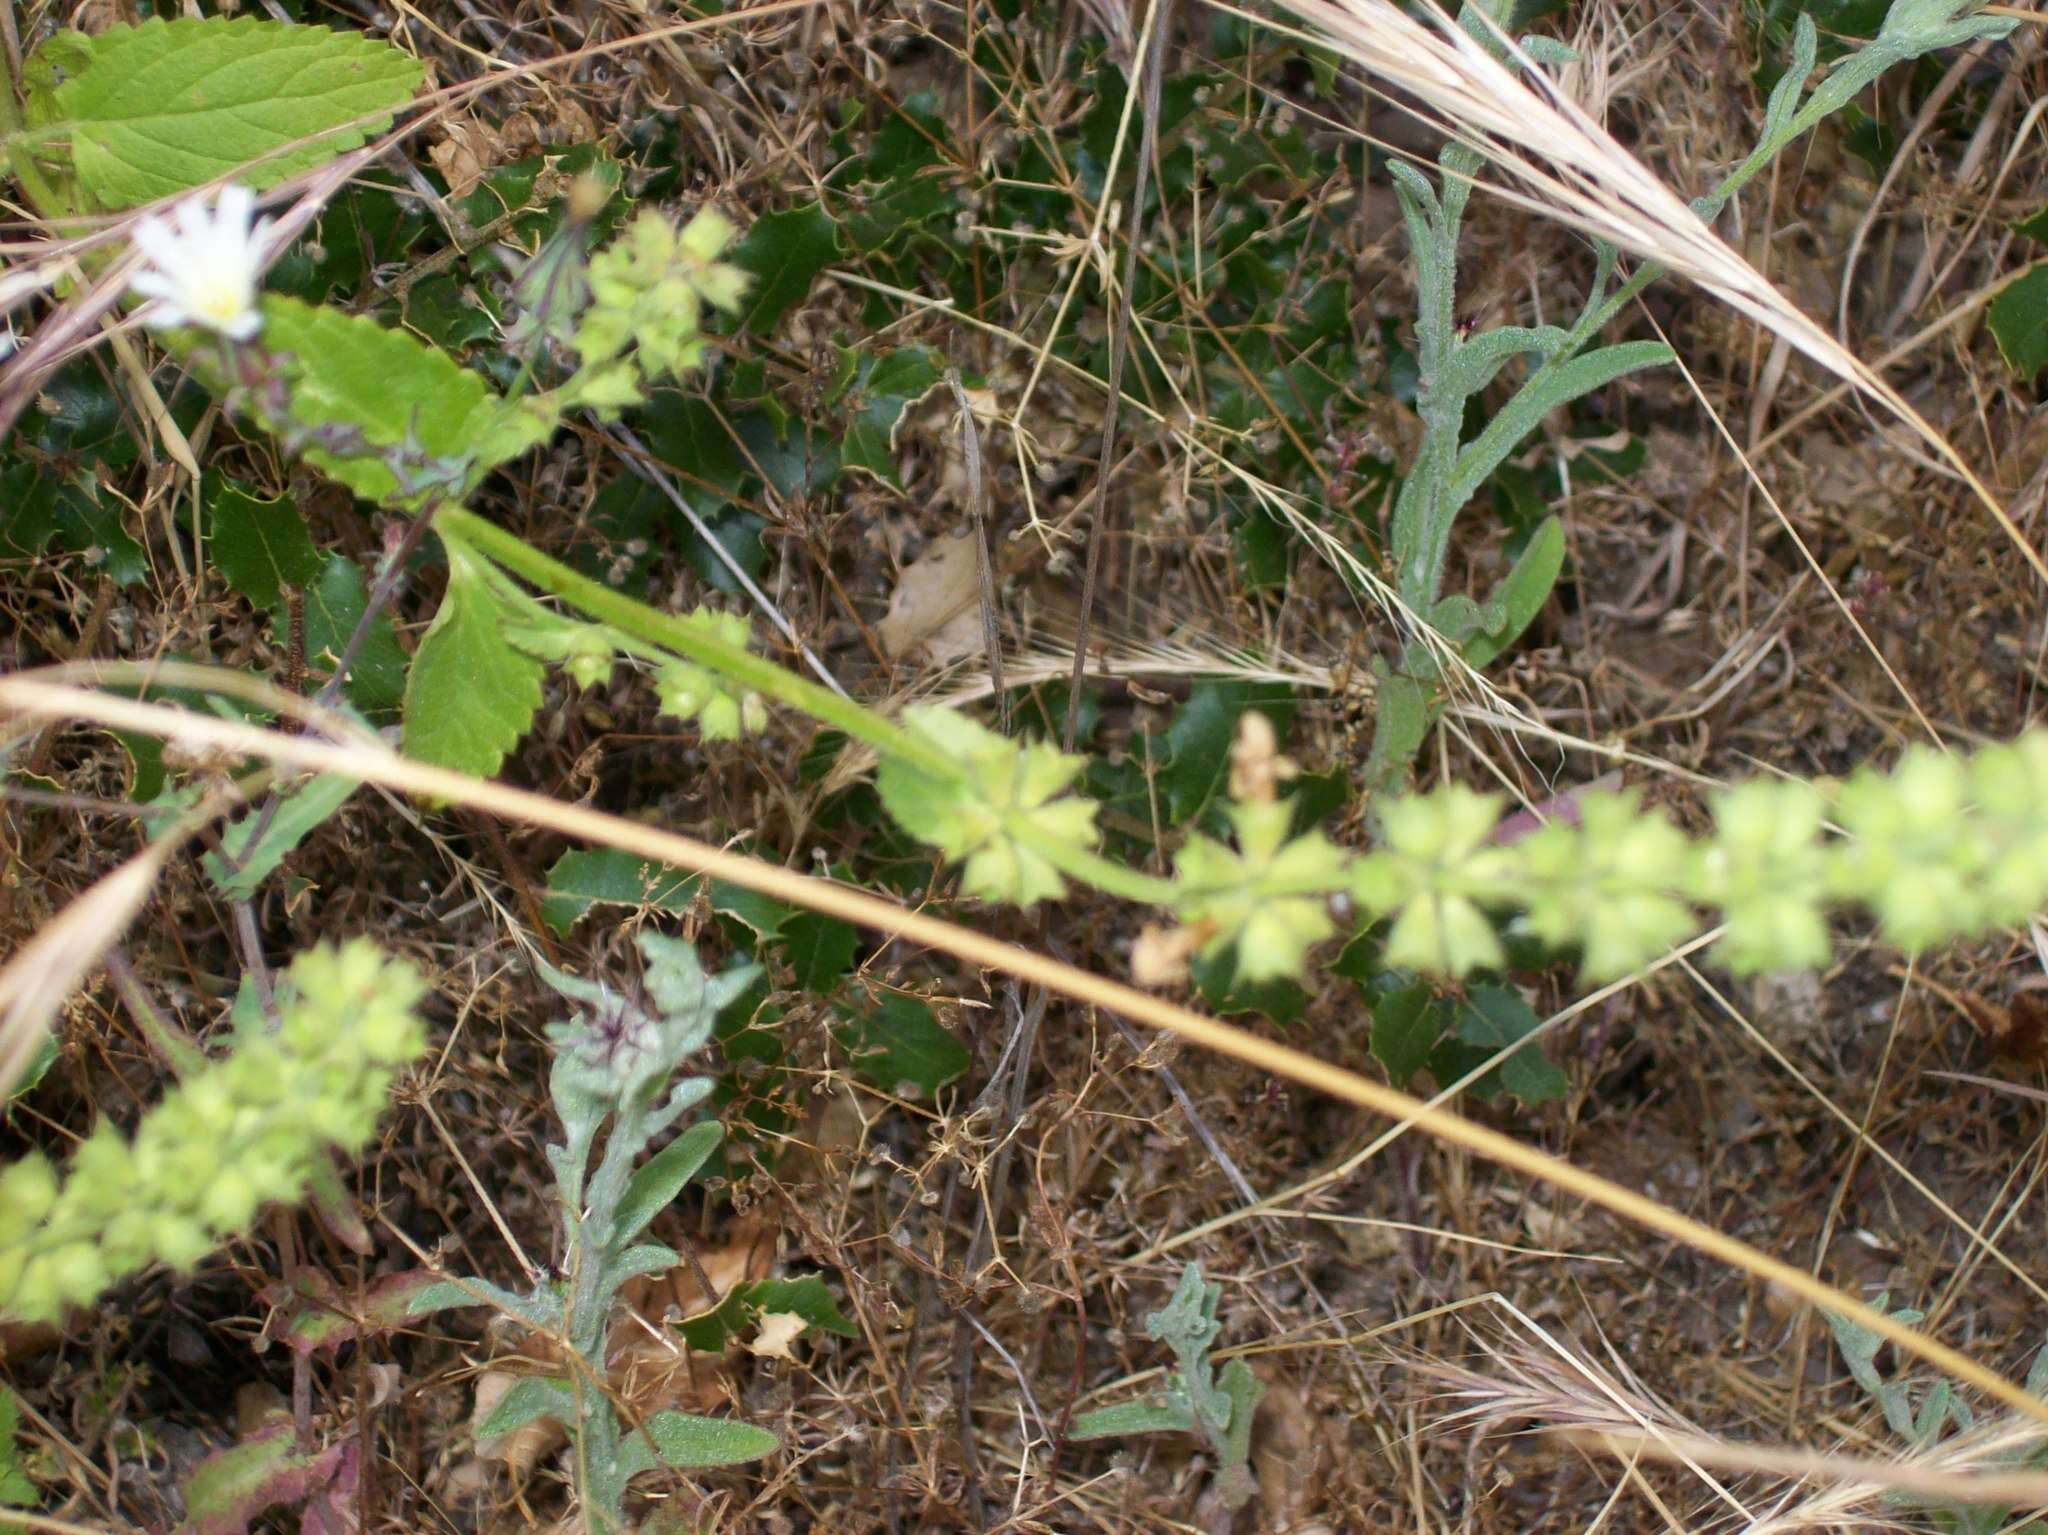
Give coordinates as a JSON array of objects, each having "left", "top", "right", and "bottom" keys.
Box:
[
  {"left": 1338, "top": 735, "right": 2048, "bottom": 985},
  {"left": 1120, "top": 717, "right": 2048, "bottom": 988},
  {"left": 0, "top": 941, "right": 426, "bottom": 1325},
  {"left": 876, "top": 707, "right": 1108, "bottom": 905}
]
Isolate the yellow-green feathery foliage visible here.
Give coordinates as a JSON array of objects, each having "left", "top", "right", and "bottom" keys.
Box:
[{"left": 0, "top": 941, "right": 427, "bottom": 1324}]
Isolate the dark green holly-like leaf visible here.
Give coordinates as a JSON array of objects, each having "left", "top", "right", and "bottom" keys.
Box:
[
  {"left": 541, "top": 848, "right": 700, "bottom": 934},
  {"left": 1370, "top": 980, "right": 1439, "bottom": 1086},
  {"left": 210, "top": 481, "right": 320, "bottom": 611},
  {"left": 678, "top": 506, "right": 769, "bottom": 596},
  {"left": 1191, "top": 950, "right": 1307, "bottom": 1025},
  {"left": 639, "top": 392, "right": 747, "bottom": 495},
  {"left": 1990, "top": 265, "right": 2048, "bottom": 381},
  {"left": 783, "top": 910, "right": 860, "bottom": 993},
  {"left": 302, "top": 554, "right": 407, "bottom": 716},
  {"left": 837, "top": 346, "right": 946, "bottom": 485},
  {"left": 1, "top": 467, "right": 149, "bottom": 584},
  {"left": 833, "top": 990, "right": 968, "bottom": 1098},
  {"left": 1454, "top": 984, "right": 1566, "bottom": 1105},
  {"left": 403, "top": 273, "right": 497, "bottom": 350},
  {"left": 16, "top": 357, "right": 136, "bottom": 465},
  {"left": 729, "top": 204, "right": 841, "bottom": 337},
  {"left": 540, "top": 849, "right": 796, "bottom": 946},
  {"left": 674, "top": 1274, "right": 857, "bottom": 1352},
  {"left": 1157, "top": 680, "right": 1294, "bottom": 826}
]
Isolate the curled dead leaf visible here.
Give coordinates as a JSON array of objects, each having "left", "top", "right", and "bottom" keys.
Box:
[
  {"left": 876, "top": 534, "right": 984, "bottom": 666},
  {"left": 1131, "top": 923, "right": 1199, "bottom": 989},
  {"left": 429, "top": 117, "right": 496, "bottom": 199},
  {"left": 744, "top": 1311, "right": 806, "bottom": 1362},
  {"left": 1226, "top": 710, "right": 1296, "bottom": 804}
]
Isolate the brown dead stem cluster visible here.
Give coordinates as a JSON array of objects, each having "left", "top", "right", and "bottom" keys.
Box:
[{"left": 6, "top": 0, "right": 2048, "bottom": 1530}]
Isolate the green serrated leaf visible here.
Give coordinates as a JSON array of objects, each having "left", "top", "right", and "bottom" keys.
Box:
[
  {"left": 783, "top": 910, "right": 859, "bottom": 993},
  {"left": 401, "top": 539, "right": 543, "bottom": 778},
  {"left": 614, "top": 1411, "right": 777, "bottom": 1478},
  {"left": 210, "top": 482, "right": 320, "bottom": 611},
  {"left": 729, "top": 204, "right": 841, "bottom": 337},
  {"left": 833, "top": 991, "right": 968, "bottom": 1099},
  {"left": 201, "top": 772, "right": 358, "bottom": 899},
  {"left": 245, "top": 296, "right": 551, "bottom": 508},
  {"left": 1464, "top": 514, "right": 1564, "bottom": 668},
  {"left": 40, "top": 17, "right": 423, "bottom": 211},
  {"left": 1991, "top": 265, "right": 2048, "bottom": 380},
  {"left": 613, "top": 1121, "right": 722, "bottom": 1248}
]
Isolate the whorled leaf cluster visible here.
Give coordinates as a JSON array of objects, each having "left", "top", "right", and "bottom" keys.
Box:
[
  {"left": 0, "top": 941, "right": 426, "bottom": 1324},
  {"left": 872, "top": 702, "right": 2048, "bottom": 985}
]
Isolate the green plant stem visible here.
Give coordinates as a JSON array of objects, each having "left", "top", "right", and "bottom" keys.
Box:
[
  {"left": 436, "top": 507, "right": 949, "bottom": 778},
  {"left": 0, "top": 83, "right": 69, "bottom": 222},
  {"left": 440, "top": 507, "right": 1183, "bottom": 909},
  {"left": 1013, "top": 822, "right": 1180, "bottom": 906}
]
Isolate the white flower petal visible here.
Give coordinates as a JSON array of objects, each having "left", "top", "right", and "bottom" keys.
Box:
[
  {"left": 215, "top": 183, "right": 255, "bottom": 228},
  {"left": 130, "top": 216, "right": 179, "bottom": 263},
  {"left": 125, "top": 184, "right": 266, "bottom": 340}
]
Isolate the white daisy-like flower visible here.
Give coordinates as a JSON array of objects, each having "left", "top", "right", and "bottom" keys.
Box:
[{"left": 128, "top": 184, "right": 272, "bottom": 341}]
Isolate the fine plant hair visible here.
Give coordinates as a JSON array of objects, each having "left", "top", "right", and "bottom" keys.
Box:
[{"left": 1070, "top": 1263, "right": 1264, "bottom": 1511}]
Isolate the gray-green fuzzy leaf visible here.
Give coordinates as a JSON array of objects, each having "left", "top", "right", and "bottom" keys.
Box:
[
  {"left": 613, "top": 1411, "right": 777, "bottom": 1477},
  {"left": 612, "top": 1121, "right": 722, "bottom": 1248},
  {"left": 1449, "top": 341, "right": 1672, "bottom": 507}
]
